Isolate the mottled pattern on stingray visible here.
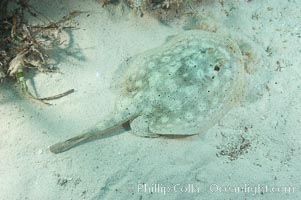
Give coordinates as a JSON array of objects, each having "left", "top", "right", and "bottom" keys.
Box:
[{"left": 112, "top": 30, "right": 244, "bottom": 136}]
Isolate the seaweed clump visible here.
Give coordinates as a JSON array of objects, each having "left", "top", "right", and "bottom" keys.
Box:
[
  {"left": 102, "top": 0, "right": 202, "bottom": 19},
  {"left": 0, "top": 0, "right": 78, "bottom": 103}
]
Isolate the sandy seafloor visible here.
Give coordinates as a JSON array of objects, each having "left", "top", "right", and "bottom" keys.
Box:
[{"left": 0, "top": 0, "right": 301, "bottom": 199}]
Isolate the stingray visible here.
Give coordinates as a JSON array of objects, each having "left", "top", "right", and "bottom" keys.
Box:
[{"left": 49, "top": 30, "right": 245, "bottom": 154}]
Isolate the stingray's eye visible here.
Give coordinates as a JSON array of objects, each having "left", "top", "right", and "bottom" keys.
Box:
[{"left": 214, "top": 65, "right": 220, "bottom": 71}]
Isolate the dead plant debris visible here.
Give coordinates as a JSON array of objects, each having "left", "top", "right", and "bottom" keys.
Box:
[
  {"left": 216, "top": 134, "right": 251, "bottom": 161},
  {"left": 101, "top": 0, "right": 202, "bottom": 20},
  {"left": 0, "top": 0, "right": 80, "bottom": 104}
]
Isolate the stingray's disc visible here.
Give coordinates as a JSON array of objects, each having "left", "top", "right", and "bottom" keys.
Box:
[{"left": 113, "top": 31, "right": 244, "bottom": 135}]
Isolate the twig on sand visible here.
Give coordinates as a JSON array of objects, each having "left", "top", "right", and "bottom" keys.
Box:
[
  {"left": 38, "top": 89, "right": 75, "bottom": 101},
  {"left": 1, "top": 1, "right": 82, "bottom": 103}
]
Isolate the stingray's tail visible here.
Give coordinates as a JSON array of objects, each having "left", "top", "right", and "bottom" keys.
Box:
[
  {"left": 49, "top": 111, "right": 138, "bottom": 154},
  {"left": 49, "top": 124, "right": 123, "bottom": 154},
  {"left": 49, "top": 133, "right": 92, "bottom": 154}
]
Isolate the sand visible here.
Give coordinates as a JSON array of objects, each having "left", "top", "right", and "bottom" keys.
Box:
[{"left": 0, "top": 0, "right": 300, "bottom": 199}]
